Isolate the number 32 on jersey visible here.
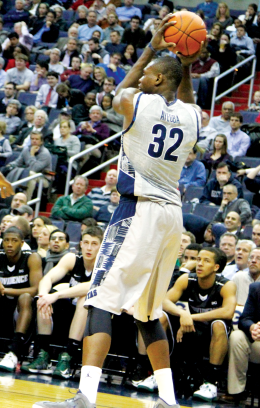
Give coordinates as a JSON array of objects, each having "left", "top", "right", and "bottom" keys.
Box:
[{"left": 148, "top": 124, "right": 183, "bottom": 162}]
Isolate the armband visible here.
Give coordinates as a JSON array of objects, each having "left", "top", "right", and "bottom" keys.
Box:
[{"left": 148, "top": 42, "right": 156, "bottom": 53}]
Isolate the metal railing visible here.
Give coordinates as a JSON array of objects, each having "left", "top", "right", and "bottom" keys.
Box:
[
  {"left": 11, "top": 173, "right": 44, "bottom": 217},
  {"left": 210, "top": 55, "right": 256, "bottom": 118},
  {"left": 64, "top": 132, "right": 121, "bottom": 195}
]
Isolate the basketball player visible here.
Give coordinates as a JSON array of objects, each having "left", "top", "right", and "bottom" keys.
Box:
[
  {"left": 0, "top": 226, "right": 42, "bottom": 372},
  {"left": 33, "top": 14, "right": 202, "bottom": 408}
]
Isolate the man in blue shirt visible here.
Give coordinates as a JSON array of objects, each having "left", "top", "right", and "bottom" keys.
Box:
[
  {"left": 179, "top": 145, "right": 206, "bottom": 191},
  {"left": 224, "top": 113, "right": 250, "bottom": 159},
  {"left": 195, "top": 0, "right": 218, "bottom": 19},
  {"left": 116, "top": 0, "right": 142, "bottom": 23},
  {"left": 230, "top": 26, "right": 255, "bottom": 56},
  {"left": 98, "top": 53, "right": 126, "bottom": 85},
  {"left": 78, "top": 10, "right": 103, "bottom": 41}
]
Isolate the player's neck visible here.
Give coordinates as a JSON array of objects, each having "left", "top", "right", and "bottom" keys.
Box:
[
  {"left": 6, "top": 251, "right": 22, "bottom": 265},
  {"left": 83, "top": 257, "right": 94, "bottom": 271},
  {"left": 198, "top": 274, "right": 216, "bottom": 290}
]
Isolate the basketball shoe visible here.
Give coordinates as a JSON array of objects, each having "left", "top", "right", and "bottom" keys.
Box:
[
  {"left": 32, "top": 391, "right": 95, "bottom": 408},
  {"left": 22, "top": 349, "right": 52, "bottom": 374},
  {"left": 53, "top": 352, "right": 72, "bottom": 379},
  {"left": 0, "top": 352, "right": 18, "bottom": 372},
  {"left": 154, "top": 398, "right": 180, "bottom": 408}
]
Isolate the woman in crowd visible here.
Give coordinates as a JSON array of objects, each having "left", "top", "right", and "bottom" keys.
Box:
[
  {"left": 93, "top": 66, "right": 107, "bottom": 93},
  {"left": 54, "top": 120, "right": 81, "bottom": 160},
  {"left": 37, "top": 224, "right": 58, "bottom": 258},
  {"left": 29, "top": 2, "right": 49, "bottom": 35},
  {"left": 0, "top": 121, "right": 12, "bottom": 168},
  {"left": 100, "top": 94, "right": 123, "bottom": 135},
  {"left": 213, "top": 2, "right": 233, "bottom": 30},
  {"left": 203, "top": 134, "right": 232, "bottom": 171},
  {"left": 51, "top": 5, "right": 68, "bottom": 31},
  {"left": 49, "top": 109, "right": 76, "bottom": 140},
  {"left": 31, "top": 216, "right": 53, "bottom": 250},
  {"left": 75, "top": 5, "right": 88, "bottom": 25},
  {"left": 207, "top": 22, "right": 223, "bottom": 46},
  {"left": 121, "top": 44, "right": 138, "bottom": 72}
]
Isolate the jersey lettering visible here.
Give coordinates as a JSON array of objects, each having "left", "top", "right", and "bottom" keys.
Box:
[{"left": 148, "top": 124, "right": 183, "bottom": 162}]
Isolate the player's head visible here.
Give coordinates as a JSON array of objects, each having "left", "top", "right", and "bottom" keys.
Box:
[
  {"left": 80, "top": 227, "right": 104, "bottom": 262},
  {"left": 196, "top": 247, "right": 227, "bottom": 277},
  {"left": 49, "top": 229, "right": 70, "bottom": 253},
  {"left": 138, "top": 56, "right": 183, "bottom": 94},
  {"left": 2, "top": 226, "right": 24, "bottom": 256}
]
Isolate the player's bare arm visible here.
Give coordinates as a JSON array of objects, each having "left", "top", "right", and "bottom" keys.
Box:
[
  {"left": 192, "top": 281, "right": 237, "bottom": 322},
  {"left": 37, "top": 282, "right": 91, "bottom": 309},
  {"left": 38, "top": 253, "right": 76, "bottom": 298}
]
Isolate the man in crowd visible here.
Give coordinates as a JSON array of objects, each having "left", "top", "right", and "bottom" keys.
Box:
[
  {"left": 96, "top": 77, "right": 115, "bottom": 105},
  {"left": 48, "top": 49, "right": 64, "bottom": 76},
  {"left": 87, "top": 169, "right": 117, "bottom": 211},
  {"left": 0, "top": 192, "right": 27, "bottom": 222},
  {"left": 105, "top": 30, "right": 126, "bottom": 56},
  {"left": 33, "top": 10, "right": 59, "bottom": 44},
  {"left": 78, "top": 10, "right": 103, "bottom": 42},
  {"left": 102, "top": 12, "right": 124, "bottom": 42},
  {"left": 219, "top": 232, "right": 238, "bottom": 265},
  {"left": 3, "top": 0, "right": 29, "bottom": 27},
  {"left": 222, "top": 239, "right": 255, "bottom": 279},
  {"left": 2, "top": 32, "right": 29, "bottom": 61},
  {"left": 68, "top": 63, "right": 94, "bottom": 94},
  {"left": 51, "top": 176, "right": 93, "bottom": 222},
  {"left": 0, "top": 99, "right": 21, "bottom": 136},
  {"left": 197, "top": 111, "right": 218, "bottom": 150},
  {"left": 163, "top": 247, "right": 236, "bottom": 401},
  {"left": 224, "top": 212, "right": 243, "bottom": 237},
  {"left": 0, "top": 227, "right": 42, "bottom": 372},
  {"left": 30, "top": 61, "right": 48, "bottom": 92},
  {"left": 72, "top": 91, "right": 96, "bottom": 126},
  {"left": 98, "top": 52, "right": 126, "bottom": 85},
  {"left": 224, "top": 113, "right": 250, "bottom": 159},
  {"left": 35, "top": 72, "right": 59, "bottom": 109},
  {"left": 116, "top": 0, "right": 142, "bottom": 23},
  {"left": 252, "top": 222, "right": 260, "bottom": 247},
  {"left": 121, "top": 16, "right": 146, "bottom": 49},
  {"left": 230, "top": 25, "right": 255, "bottom": 56},
  {"left": 13, "top": 110, "right": 51, "bottom": 148},
  {"left": 0, "top": 82, "right": 16, "bottom": 114},
  {"left": 22, "top": 227, "right": 103, "bottom": 379},
  {"left": 85, "top": 37, "right": 109, "bottom": 65},
  {"left": 209, "top": 102, "right": 235, "bottom": 133},
  {"left": 13, "top": 204, "right": 34, "bottom": 223},
  {"left": 5, "top": 54, "right": 33, "bottom": 92},
  {"left": 195, "top": 0, "right": 218, "bottom": 19},
  {"left": 60, "top": 56, "right": 82, "bottom": 82},
  {"left": 200, "top": 162, "right": 243, "bottom": 206},
  {"left": 60, "top": 38, "right": 80, "bottom": 69},
  {"left": 179, "top": 145, "right": 206, "bottom": 191},
  {"left": 213, "top": 184, "right": 252, "bottom": 225}
]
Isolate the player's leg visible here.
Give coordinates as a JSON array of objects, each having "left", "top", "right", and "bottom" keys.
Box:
[{"left": 0, "top": 297, "right": 19, "bottom": 372}]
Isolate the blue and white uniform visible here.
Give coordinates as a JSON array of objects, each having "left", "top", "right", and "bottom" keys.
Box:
[{"left": 85, "top": 92, "right": 200, "bottom": 322}]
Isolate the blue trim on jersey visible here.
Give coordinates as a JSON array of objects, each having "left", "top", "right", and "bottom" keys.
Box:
[
  {"left": 158, "top": 94, "right": 177, "bottom": 106},
  {"left": 192, "top": 108, "right": 200, "bottom": 142},
  {"left": 121, "top": 92, "right": 143, "bottom": 136},
  {"left": 117, "top": 168, "right": 135, "bottom": 196},
  {"left": 110, "top": 197, "right": 137, "bottom": 226}
]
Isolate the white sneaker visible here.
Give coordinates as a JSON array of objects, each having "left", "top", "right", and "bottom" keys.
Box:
[
  {"left": 0, "top": 352, "right": 18, "bottom": 372},
  {"left": 138, "top": 375, "right": 158, "bottom": 392},
  {"left": 193, "top": 382, "right": 217, "bottom": 401}
]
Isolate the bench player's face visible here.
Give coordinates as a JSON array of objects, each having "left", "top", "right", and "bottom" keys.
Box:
[
  {"left": 196, "top": 250, "right": 220, "bottom": 278},
  {"left": 3, "top": 233, "right": 23, "bottom": 257},
  {"left": 80, "top": 234, "right": 101, "bottom": 262}
]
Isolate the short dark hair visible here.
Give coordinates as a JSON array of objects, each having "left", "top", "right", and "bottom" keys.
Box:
[
  {"left": 230, "top": 112, "right": 243, "bottom": 123},
  {"left": 81, "top": 226, "right": 104, "bottom": 243},
  {"left": 216, "top": 161, "right": 230, "bottom": 171},
  {"left": 131, "top": 15, "right": 141, "bottom": 23},
  {"left": 5, "top": 82, "right": 16, "bottom": 89},
  {"left": 152, "top": 56, "right": 183, "bottom": 92},
  {"left": 249, "top": 3, "right": 258, "bottom": 13},
  {"left": 47, "top": 9, "right": 56, "bottom": 18},
  {"left": 50, "top": 229, "right": 70, "bottom": 243},
  {"left": 30, "top": 130, "right": 43, "bottom": 141},
  {"left": 199, "top": 247, "right": 227, "bottom": 274},
  {"left": 33, "top": 216, "right": 52, "bottom": 225},
  {"left": 3, "top": 226, "right": 24, "bottom": 240},
  {"left": 185, "top": 243, "right": 202, "bottom": 252},
  {"left": 111, "top": 52, "right": 122, "bottom": 58},
  {"left": 37, "top": 61, "right": 48, "bottom": 70},
  {"left": 183, "top": 231, "right": 196, "bottom": 243},
  {"left": 89, "top": 37, "right": 99, "bottom": 44},
  {"left": 8, "top": 32, "right": 19, "bottom": 40},
  {"left": 220, "top": 232, "right": 239, "bottom": 245},
  {"left": 47, "top": 71, "right": 59, "bottom": 79},
  {"left": 82, "top": 218, "right": 97, "bottom": 227}
]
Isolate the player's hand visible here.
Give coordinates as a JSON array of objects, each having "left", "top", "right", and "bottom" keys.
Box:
[
  {"left": 150, "top": 13, "right": 176, "bottom": 51},
  {"left": 0, "top": 173, "right": 14, "bottom": 199},
  {"left": 176, "top": 41, "right": 204, "bottom": 67},
  {"left": 176, "top": 328, "right": 184, "bottom": 343},
  {"left": 37, "top": 293, "right": 59, "bottom": 309},
  {"left": 181, "top": 260, "right": 197, "bottom": 271},
  {"left": 179, "top": 311, "right": 195, "bottom": 333},
  {"left": 0, "top": 282, "right": 4, "bottom": 296},
  {"left": 250, "top": 323, "right": 260, "bottom": 341}
]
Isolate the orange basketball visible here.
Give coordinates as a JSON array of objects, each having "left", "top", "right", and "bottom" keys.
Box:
[{"left": 164, "top": 11, "right": 206, "bottom": 56}]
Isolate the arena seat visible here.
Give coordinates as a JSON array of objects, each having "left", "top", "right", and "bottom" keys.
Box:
[
  {"left": 18, "top": 92, "right": 37, "bottom": 106},
  {"left": 65, "top": 221, "right": 81, "bottom": 244},
  {"left": 193, "top": 203, "right": 219, "bottom": 220},
  {"left": 235, "top": 156, "right": 260, "bottom": 169},
  {"left": 50, "top": 219, "right": 65, "bottom": 231},
  {"left": 243, "top": 191, "right": 254, "bottom": 206},
  {"left": 183, "top": 186, "right": 204, "bottom": 202},
  {"left": 182, "top": 202, "right": 193, "bottom": 213}
]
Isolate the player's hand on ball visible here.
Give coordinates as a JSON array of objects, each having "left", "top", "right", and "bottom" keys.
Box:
[
  {"left": 176, "top": 41, "right": 204, "bottom": 66},
  {"left": 150, "top": 13, "right": 176, "bottom": 51}
]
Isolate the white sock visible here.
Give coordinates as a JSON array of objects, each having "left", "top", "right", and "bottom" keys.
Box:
[
  {"left": 79, "top": 365, "right": 102, "bottom": 404},
  {"left": 154, "top": 368, "right": 176, "bottom": 406}
]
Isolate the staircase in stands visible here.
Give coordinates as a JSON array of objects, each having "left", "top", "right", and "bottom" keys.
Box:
[{"left": 205, "top": 71, "right": 260, "bottom": 116}]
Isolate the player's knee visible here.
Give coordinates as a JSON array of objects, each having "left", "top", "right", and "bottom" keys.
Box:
[
  {"left": 136, "top": 318, "right": 167, "bottom": 349},
  {"left": 212, "top": 321, "right": 226, "bottom": 339},
  {"left": 17, "top": 293, "right": 32, "bottom": 309},
  {"left": 84, "top": 307, "right": 112, "bottom": 338}
]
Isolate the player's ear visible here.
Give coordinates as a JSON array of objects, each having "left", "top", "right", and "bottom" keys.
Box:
[
  {"left": 155, "top": 73, "right": 163, "bottom": 85},
  {"left": 214, "top": 263, "right": 220, "bottom": 273}
]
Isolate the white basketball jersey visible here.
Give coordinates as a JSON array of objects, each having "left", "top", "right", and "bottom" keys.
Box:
[{"left": 117, "top": 92, "right": 200, "bottom": 206}]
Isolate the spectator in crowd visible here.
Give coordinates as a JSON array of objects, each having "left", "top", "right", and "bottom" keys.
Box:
[
  {"left": 7, "top": 216, "right": 31, "bottom": 251},
  {"left": 51, "top": 5, "right": 68, "bottom": 31},
  {"left": 197, "top": 111, "right": 218, "bottom": 151},
  {"left": 83, "top": 37, "right": 109, "bottom": 65},
  {"left": 239, "top": 3, "right": 258, "bottom": 28},
  {"left": 102, "top": 12, "right": 124, "bottom": 42},
  {"left": 78, "top": 10, "right": 103, "bottom": 41},
  {"left": 195, "top": 0, "right": 218, "bottom": 19},
  {"left": 92, "top": 67, "right": 107, "bottom": 93},
  {"left": 105, "top": 30, "right": 126, "bottom": 55},
  {"left": 5, "top": 54, "right": 33, "bottom": 92},
  {"left": 22, "top": 227, "right": 103, "bottom": 379},
  {"left": 121, "top": 44, "right": 138, "bottom": 72},
  {"left": 33, "top": 10, "right": 59, "bottom": 44},
  {"left": 224, "top": 113, "right": 250, "bottom": 159},
  {"left": 200, "top": 162, "right": 243, "bottom": 206},
  {"left": 31, "top": 216, "right": 52, "bottom": 250},
  {"left": 209, "top": 101, "right": 235, "bottom": 133},
  {"left": 222, "top": 239, "right": 255, "bottom": 279},
  {"left": 90, "top": 0, "right": 106, "bottom": 22},
  {"left": 35, "top": 71, "right": 59, "bottom": 109},
  {"left": 230, "top": 25, "right": 255, "bottom": 56},
  {"left": 98, "top": 52, "right": 126, "bottom": 85},
  {"left": 2, "top": 32, "right": 29, "bottom": 61},
  {"left": 37, "top": 224, "right": 59, "bottom": 258},
  {"left": 81, "top": 217, "right": 97, "bottom": 234},
  {"left": 219, "top": 232, "right": 238, "bottom": 265},
  {"left": 60, "top": 38, "right": 80, "bottom": 69},
  {"left": 179, "top": 145, "right": 206, "bottom": 191},
  {"left": 3, "top": 0, "right": 30, "bottom": 28},
  {"left": 143, "top": 0, "right": 173, "bottom": 16},
  {"left": 224, "top": 211, "right": 242, "bottom": 235},
  {"left": 56, "top": 84, "right": 85, "bottom": 110},
  {"left": 0, "top": 82, "right": 17, "bottom": 114},
  {"left": 72, "top": 91, "right": 96, "bottom": 126},
  {"left": 121, "top": 16, "right": 146, "bottom": 49},
  {"left": 244, "top": 164, "right": 260, "bottom": 209},
  {"left": 49, "top": 109, "right": 76, "bottom": 141},
  {"left": 163, "top": 247, "right": 236, "bottom": 401},
  {"left": 100, "top": 94, "right": 123, "bottom": 134},
  {"left": 55, "top": 26, "right": 81, "bottom": 52},
  {"left": 67, "top": 63, "right": 94, "bottom": 94},
  {"left": 87, "top": 168, "right": 117, "bottom": 211},
  {"left": 94, "top": 187, "right": 119, "bottom": 228},
  {"left": 203, "top": 134, "right": 232, "bottom": 171},
  {"left": 0, "top": 227, "right": 42, "bottom": 372},
  {"left": 191, "top": 47, "right": 220, "bottom": 108},
  {"left": 29, "top": 61, "right": 48, "bottom": 92},
  {"left": 213, "top": 184, "right": 252, "bottom": 225},
  {"left": 13, "top": 204, "right": 34, "bottom": 222},
  {"left": 5, "top": 131, "right": 52, "bottom": 199},
  {"left": 252, "top": 222, "right": 260, "bottom": 247},
  {"left": 143, "top": 6, "right": 169, "bottom": 33},
  {"left": 176, "top": 231, "right": 196, "bottom": 268},
  {"left": 213, "top": 2, "right": 233, "bottom": 29},
  {"left": 0, "top": 192, "right": 27, "bottom": 222},
  {"left": 231, "top": 245, "right": 260, "bottom": 306},
  {"left": 13, "top": 109, "right": 51, "bottom": 148},
  {"left": 29, "top": 2, "right": 49, "bottom": 35},
  {"left": 75, "top": 5, "right": 88, "bottom": 25},
  {"left": 116, "top": 0, "right": 142, "bottom": 23},
  {"left": 0, "top": 215, "right": 14, "bottom": 235},
  {"left": 169, "top": 243, "right": 202, "bottom": 288},
  {"left": 249, "top": 90, "right": 260, "bottom": 111},
  {"left": 48, "top": 48, "right": 64, "bottom": 75},
  {"left": 0, "top": 99, "right": 21, "bottom": 136},
  {"left": 209, "top": 33, "right": 237, "bottom": 75},
  {"left": 54, "top": 120, "right": 81, "bottom": 173},
  {"left": 96, "top": 76, "right": 115, "bottom": 105},
  {"left": 74, "top": 104, "right": 110, "bottom": 143},
  {"left": 0, "top": 121, "right": 12, "bottom": 167},
  {"left": 60, "top": 56, "right": 82, "bottom": 82},
  {"left": 51, "top": 176, "right": 93, "bottom": 222},
  {"left": 222, "top": 271, "right": 260, "bottom": 403}
]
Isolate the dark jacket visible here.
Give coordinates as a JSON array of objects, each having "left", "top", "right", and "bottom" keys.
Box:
[
  {"left": 239, "top": 282, "right": 260, "bottom": 342},
  {"left": 121, "top": 27, "right": 147, "bottom": 49},
  {"left": 3, "top": 9, "right": 29, "bottom": 25},
  {"left": 29, "top": 16, "right": 46, "bottom": 35},
  {"left": 200, "top": 174, "right": 243, "bottom": 205},
  {"left": 72, "top": 104, "right": 90, "bottom": 126},
  {"left": 57, "top": 89, "right": 85, "bottom": 110},
  {"left": 12, "top": 125, "right": 53, "bottom": 148},
  {"left": 60, "top": 50, "right": 80, "bottom": 67},
  {"left": 40, "top": 24, "right": 59, "bottom": 43},
  {"left": 245, "top": 176, "right": 260, "bottom": 208}
]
